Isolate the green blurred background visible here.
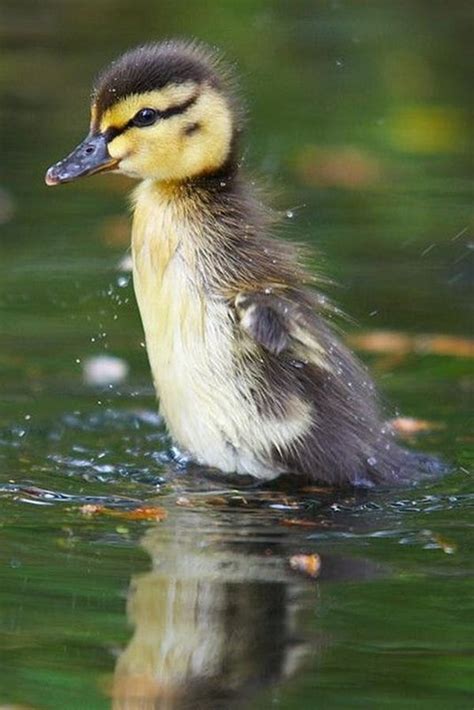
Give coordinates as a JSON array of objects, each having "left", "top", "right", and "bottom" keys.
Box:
[{"left": 0, "top": 1, "right": 472, "bottom": 709}]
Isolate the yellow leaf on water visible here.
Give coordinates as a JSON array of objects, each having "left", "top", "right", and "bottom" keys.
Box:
[
  {"left": 391, "top": 417, "right": 445, "bottom": 437},
  {"left": 281, "top": 518, "right": 324, "bottom": 529},
  {"left": 349, "top": 330, "right": 474, "bottom": 358},
  {"left": 348, "top": 331, "right": 412, "bottom": 354},
  {"left": 289, "top": 553, "right": 321, "bottom": 579},
  {"left": 175, "top": 496, "right": 193, "bottom": 507},
  {"left": 79, "top": 504, "right": 167, "bottom": 522},
  {"left": 431, "top": 533, "right": 457, "bottom": 555},
  {"left": 116, "top": 507, "right": 167, "bottom": 522},
  {"left": 80, "top": 504, "right": 105, "bottom": 516},
  {"left": 416, "top": 335, "right": 474, "bottom": 358}
]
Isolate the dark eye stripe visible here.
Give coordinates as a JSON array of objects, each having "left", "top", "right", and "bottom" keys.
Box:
[
  {"left": 102, "top": 93, "right": 199, "bottom": 142},
  {"left": 157, "top": 93, "right": 198, "bottom": 119}
]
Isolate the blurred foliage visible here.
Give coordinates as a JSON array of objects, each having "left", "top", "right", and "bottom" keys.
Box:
[{"left": 0, "top": 1, "right": 472, "bottom": 709}]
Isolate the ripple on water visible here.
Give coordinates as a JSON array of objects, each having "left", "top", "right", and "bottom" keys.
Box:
[
  {"left": 58, "top": 408, "right": 163, "bottom": 433},
  {"left": 1, "top": 407, "right": 472, "bottom": 561},
  {"left": 1, "top": 407, "right": 171, "bottom": 487},
  {"left": 0, "top": 482, "right": 144, "bottom": 508}
]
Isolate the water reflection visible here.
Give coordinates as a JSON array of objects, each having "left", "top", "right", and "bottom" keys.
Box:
[
  {"left": 111, "top": 508, "right": 382, "bottom": 709},
  {"left": 1, "top": 0, "right": 472, "bottom": 706}
]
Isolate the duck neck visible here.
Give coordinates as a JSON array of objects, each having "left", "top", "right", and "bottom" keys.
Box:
[
  {"left": 131, "top": 154, "right": 290, "bottom": 297},
  {"left": 132, "top": 152, "right": 242, "bottom": 252}
]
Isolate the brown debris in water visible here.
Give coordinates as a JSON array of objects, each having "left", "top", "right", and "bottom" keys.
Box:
[
  {"left": 301, "top": 486, "right": 337, "bottom": 494},
  {"left": 175, "top": 496, "right": 194, "bottom": 507},
  {"left": 349, "top": 330, "right": 474, "bottom": 358},
  {"left": 421, "top": 529, "right": 457, "bottom": 554},
  {"left": 391, "top": 416, "right": 445, "bottom": 437},
  {"left": 289, "top": 553, "right": 321, "bottom": 579},
  {"left": 280, "top": 518, "right": 325, "bottom": 529},
  {"left": 79, "top": 504, "right": 167, "bottom": 522}
]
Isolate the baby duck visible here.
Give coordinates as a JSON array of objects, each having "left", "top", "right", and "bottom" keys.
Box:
[{"left": 46, "top": 40, "right": 439, "bottom": 486}]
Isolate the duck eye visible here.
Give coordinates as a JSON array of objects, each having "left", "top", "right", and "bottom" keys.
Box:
[{"left": 132, "top": 108, "right": 158, "bottom": 127}]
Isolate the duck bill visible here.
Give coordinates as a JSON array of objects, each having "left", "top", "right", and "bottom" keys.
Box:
[{"left": 45, "top": 133, "right": 118, "bottom": 186}]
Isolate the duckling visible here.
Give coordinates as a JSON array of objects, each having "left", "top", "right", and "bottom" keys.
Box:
[{"left": 45, "top": 40, "right": 441, "bottom": 486}]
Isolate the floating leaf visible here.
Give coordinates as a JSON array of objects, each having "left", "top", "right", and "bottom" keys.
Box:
[
  {"left": 421, "top": 529, "right": 457, "bottom": 554},
  {"left": 280, "top": 518, "right": 323, "bottom": 528},
  {"left": 301, "top": 486, "right": 336, "bottom": 494},
  {"left": 349, "top": 330, "right": 474, "bottom": 358},
  {"left": 79, "top": 504, "right": 167, "bottom": 522},
  {"left": 80, "top": 504, "right": 105, "bottom": 516},
  {"left": 416, "top": 335, "right": 474, "bottom": 358},
  {"left": 205, "top": 496, "right": 230, "bottom": 507},
  {"left": 391, "top": 417, "right": 444, "bottom": 436},
  {"left": 289, "top": 553, "right": 321, "bottom": 579},
  {"left": 349, "top": 331, "right": 412, "bottom": 354},
  {"left": 175, "top": 496, "right": 193, "bottom": 507},
  {"left": 117, "top": 507, "right": 167, "bottom": 521},
  {"left": 430, "top": 532, "right": 457, "bottom": 555}
]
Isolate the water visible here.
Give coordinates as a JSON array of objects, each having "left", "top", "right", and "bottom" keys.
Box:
[{"left": 1, "top": 1, "right": 473, "bottom": 708}]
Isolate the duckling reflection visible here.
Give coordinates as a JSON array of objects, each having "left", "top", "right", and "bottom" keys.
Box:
[
  {"left": 110, "top": 506, "right": 381, "bottom": 709},
  {"left": 111, "top": 513, "right": 310, "bottom": 709}
]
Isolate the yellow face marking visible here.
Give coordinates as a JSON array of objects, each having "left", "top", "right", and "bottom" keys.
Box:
[
  {"left": 97, "top": 84, "right": 234, "bottom": 182},
  {"left": 98, "top": 83, "right": 198, "bottom": 133}
]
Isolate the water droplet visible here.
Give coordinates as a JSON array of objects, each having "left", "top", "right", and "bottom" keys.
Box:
[
  {"left": 290, "top": 359, "right": 308, "bottom": 369},
  {"left": 117, "top": 275, "right": 129, "bottom": 288},
  {"left": 367, "top": 456, "right": 377, "bottom": 467}
]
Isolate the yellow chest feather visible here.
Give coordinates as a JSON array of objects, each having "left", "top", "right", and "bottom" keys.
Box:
[{"left": 131, "top": 181, "right": 309, "bottom": 479}]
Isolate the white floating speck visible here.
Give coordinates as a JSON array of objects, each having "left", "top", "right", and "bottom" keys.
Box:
[
  {"left": 117, "top": 253, "right": 133, "bottom": 272},
  {"left": 83, "top": 355, "right": 129, "bottom": 387},
  {"left": 117, "top": 275, "right": 130, "bottom": 288}
]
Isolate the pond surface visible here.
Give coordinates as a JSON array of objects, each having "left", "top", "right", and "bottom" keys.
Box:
[{"left": 1, "top": 1, "right": 473, "bottom": 708}]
